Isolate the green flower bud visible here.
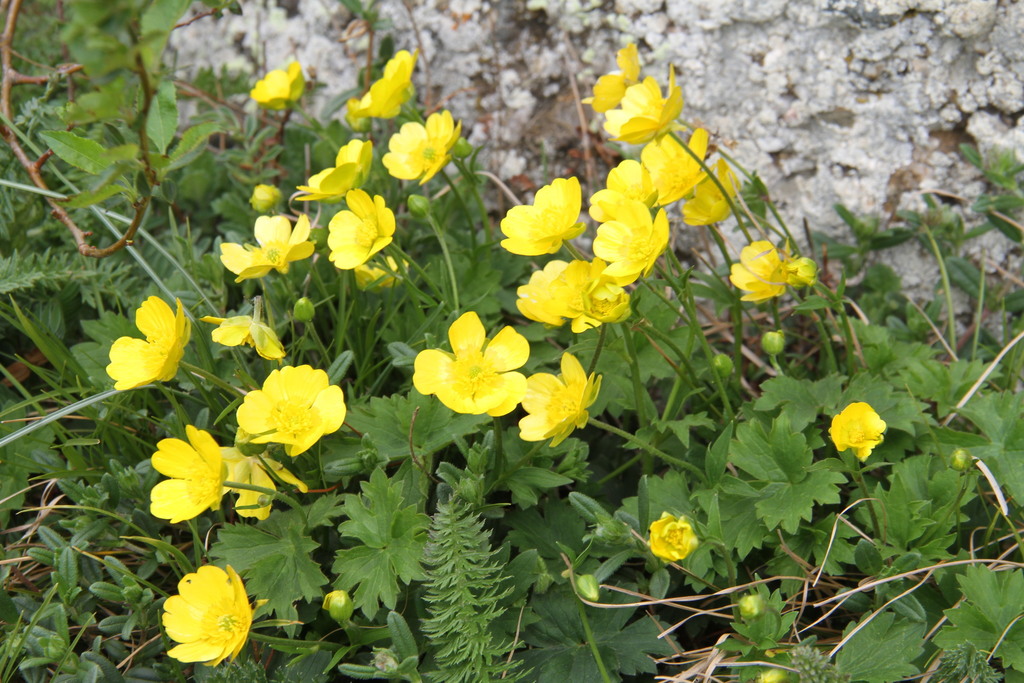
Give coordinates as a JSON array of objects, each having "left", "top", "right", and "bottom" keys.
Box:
[
  {"left": 761, "top": 330, "right": 785, "bottom": 356},
  {"left": 322, "top": 589, "right": 354, "bottom": 624},
  {"left": 234, "top": 427, "right": 268, "bottom": 457},
  {"left": 575, "top": 574, "right": 600, "bottom": 602},
  {"left": 738, "top": 593, "right": 766, "bottom": 620},
  {"left": 407, "top": 194, "right": 431, "bottom": 219},
  {"left": 293, "top": 296, "right": 315, "bottom": 322},
  {"left": 950, "top": 448, "right": 973, "bottom": 472},
  {"left": 452, "top": 136, "right": 473, "bottom": 159},
  {"left": 249, "top": 184, "right": 281, "bottom": 213},
  {"left": 373, "top": 648, "right": 399, "bottom": 673},
  {"left": 712, "top": 353, "right": 734, "bottom": 377}
]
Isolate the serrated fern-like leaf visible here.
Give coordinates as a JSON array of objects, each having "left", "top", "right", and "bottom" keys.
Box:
[
  {"left": 791, "top": 644, "right": 849, "bottom": 683},
  {"left": 0, "top": 248, "right": 77, "bottom": 295},
  {"left": 421, "top": 498, "right": 523, "bottom": 683}
]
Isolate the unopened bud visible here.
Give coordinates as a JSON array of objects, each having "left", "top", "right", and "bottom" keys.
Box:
[
  {"left": 293, "top": 297, "right": 315, "bottom": 322},
  {"left": 712, "top": 353, "right": 734, "bottom": 377},
  {"left": 785, "top": 256, "right": 818, "bottom": 288},
  {"left": 575, "top": 574, "right": 600, "bottom": 602},
  {"left": 452, "top": 137, "right": 473, "bottom": 159},
  {"left": 761, "top": 331, "right": 785, "bottom": 356},
  {"left": 249, "top": 184, "right": 281, "bottom": 213},
  {"left": 738, "top": 593, "right": 766, "bottom": 620},
  {"left": 407, "top": 194, "right": 431, "bottom": 219},
  {"left": 950, "top": 448, "right": 973, "bottom": 472},
  {"left": 322, "top": 589, "right": 354, "bottom": 624}
]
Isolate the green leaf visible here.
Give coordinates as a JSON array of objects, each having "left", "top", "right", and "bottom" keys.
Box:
[
  {"left": 145, "top": 80, "right": 178, "bottom": 154},
  {"left": 331, "top": 468, "right": 429, "bottom": 616},
  {"left": 506, "top": 468, "right": 573, "bottom": 507},
  {"left": 935, "top": 566, "right": 1024, "bottom": 673},
  {"left": 59, "top": 183, "right": 129, "bottom": 209},
  {"left": 210, "top": 518, "right": 329, "bottom": 623},
  {"left": 753, "top": 375, "right": 843, "bottom": 431},
  {"left": 166, "top": 121, "right": 219, "bottom": 171},
  {"left": 960, "top": 392, "right": 1024, "bottom": 503},
  {"left": 40, "top": 131, "right": 136, "bottom": 175},
  {"left": 836, "top": 611, "right": 924, "bottom": 682}
]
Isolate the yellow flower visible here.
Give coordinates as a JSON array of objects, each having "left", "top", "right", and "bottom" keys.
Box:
[
  {"left": 592, "top": 200, "right": 669, "bottom": 284},
  {"left": 200, "top": 315, "right": 285, "bottom": 360},
  {"left": 641, "top": 128, "right": 708, "bottom": 206},
  {"left": 354, "top": 255, "right": 403, "bottom": 290},
  {"left": 785, "top": 256, "right": 818, "bottom": 288},
  {"left": 729, "top": 241, "right": 788, "bottom": 302},
  {"left": 249, "top": 184, "right": 281, "bottom": 213},
  {"left": 327, "top": 189, "right": 396, "bottom": 269},
  {"left": 519, "top": 353, "right": 601, "bottom": 447},
  {"left": 250, "top": 61, "right": 304, "bottom": 110},
  {"left": 516, "top": 259, "right": 630, "bottom": 332},
  {"left": 107, "top": 296, "right": 191, "bottom": 391},
  {"left": 236, "top": 365, "right": 346, "bottom": 457},
  {"left": 649, "top": 512, "right": 699, "bottom": 562},
  {"left": 830, "top": 402, "right": 886, "bottom": 461},
  {"left": 584, "top": 43, "right": 641, "bottom": 113},
  {"left": 603, "top": 66, "right": 683, "bottom": 144},
  {"left": 413, "top": 311, "right": 529, "bottom": 416},
  {"left": 382, "top": 110, "right": 462, "bottom": 184},
  {"left": 219, "top": 214, "right": 315, "bottom": 282},
  {"left": 150, "top": 426, "right": 226, "bottom": 523},
  {"left": 346, "top": 50, "right": 417, "bottom": 125},
  {"left": 222, "top": 448, "right": 307, "bottom": 520},
  {"left": 682, "top": 159, "right": 737, "bottom": 226},
  {"left": 500, "top": 177, "right": 586, "bottom": 255},
  {"left": 295, "top": 140, "right": 374, "bottom": 203},
  {"left": 588, "top": 160, "right": 658, "bottom": 223},
  {"left": 162, "top": 565, "right": 254, "bottom": 666}
]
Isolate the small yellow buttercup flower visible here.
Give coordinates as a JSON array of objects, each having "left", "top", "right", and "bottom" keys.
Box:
[
  {"left": 729, "top": 241, "right": 788, "bottom": 302},
  {"left": 222, "top": 448, "right": 307, "bottom": 520},
  {"left": 327, "top": 189, "right": 396, "bottom": 270},
  {"left": 641, "top": 128, "right": 708, "bottom": 206},
  {"left": 354, "top": 255, "right": 403, "bottom": 290},
  {"left": 682, "top": 159, "right": 737, "bottom": 226},
  {"left": 588, "top": 160, "right": 658, "bottom": 223},
  {"left": 162, "top": 565, "right": 254, "bottom": 666},
  {"left": 592, "top": 199, "right": 669, "bottom": 284},
  {"left": 516, "top": 259, "right": 630, "bottom": 332},
  {"left": 585, "top": 43, "right": 641, "bottom": 113},
  {"left": 236, "top": 365, "right": 346, "bottom": 457},
  {"left": 295, "top": 140, "right": 374, "bottom": 203},
  {"left": 149, "top": 426, "right": 226, "bottom": 524},
  {"left": 106, "top": 296, "right": 191, "bottom": 391},
  {"left": 830, "top": 402, "right": 886, "bottom": 461},
  {"left": 648, "top": 512, "right": 699, "bottom": 562},
  {"left": 413, "top": 311, "right": 529, "bottom": 416},
  {"left": 250, "top": 61, "right": 304, "bottom": 110},
  {"left": 219, "top": 214, "right": 315, "bottom": 282},
  {"left": 200, "top": 314, "right": 285, "bottom": 360},
  {"left": 249, "top": 184, "right": 281, "bottom": 213},
  {"left": 382, "top": 110, "right": 462, "bottom": 184},
  {"left": 519, "top": 353, "right": 601, "bottom": 447},
  {"left": 500, "top": 177, "right": 585, "bottom": 256},
  {"left": 603, "top": 66, "right": 682, "bottom": 144},
  {"left": 346, "top": 49, "right": 417, "bottom": 125}
]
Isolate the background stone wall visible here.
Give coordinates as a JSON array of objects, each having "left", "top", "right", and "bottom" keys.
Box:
[{"left": 170, "top": 0, "right": 1024, "bottom": 291}]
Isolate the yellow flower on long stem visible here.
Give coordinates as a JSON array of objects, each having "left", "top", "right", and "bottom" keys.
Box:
[
  {"left": 641, "top": 128, "right": 709, "bottom": 206},
  {"left": 588, "top": 160, "right": 658, "bottom": 223},
  {"left": 150, "top": 426, "right": 226, "bottom": 524},
  {"left": 295, "top": 140, "right": 374, "bottom": 203},
  {"left": 519, "top": 353, "right": 601, "bottom": 447},
  {"left": 592, "top": 199, "right": 669, "bottom": 284},
  {"left": 603, "top": 65, "right": 682, "bottom": 144},
  {"left": 200, "top": 313, "right": 285, "bottom": 361},
  {"left": 346, "top": 49, "right": 417, "bottom": 126},
  {"left": 500, "top": 177, "right": 585, "bottom": 256},
  {"left": 382, "top": 110, "right": 462, "bottom": 184},
  {"left": 106, "top": 296, "right": 191, "bottom": 391},
  {"left": 327, "top": 189, "right": 396, "bottom": 270},
  {"left": 236, "top": 365, "right": 346, "bottom": 457},
  {"left": 219, "top": 214, "right": 315, "bottom": 282},
  {"left": 830, "top": 402, "right": 886, "bottom": 461},
  {"left": 682, "top": 159, "right": 737, "bottom": 226},
  {"left": 413, "top": 311, "right": 529, "bottom": 416},
  {"left": 584, "top": 43, "right": 640, "bottom": 113},
  {"left": 729, "top": 241, "right": 788, "bottom": 302},
  {"left": 222, "top": 448, "right": 307, "bottom": 520},
  {"left": 516, "top": 259, "right": 630, "bottom": 332},
  {"left": 648, "top": 512, "right": 699, "bottom": 562},
  {"left": 250, "top": 62, "right": 304, "bottom": 110},
  {"left": 162, "top": 565, "right": 255, "bottom": 666}
]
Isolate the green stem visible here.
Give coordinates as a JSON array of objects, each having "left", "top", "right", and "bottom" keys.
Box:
[
  {"left": 223, "top": 479, "right": 304, "bottom": 513},
  {"left": 668, "top": 130, "right": 750, "bottom": 241},
  {"left": 847, "top": 456, "right": 883, "bottom": 544},
  {"left": 453, "top": 158, "right": 493, "bottom": 242},
  {"left": 712, "top": 541, "right": 737, "bottom": 586},
  {"left": 920, "top": 223, "right": 958, "bottom": 352},
  {"left": 440, "top": 167, "right": 480, "bottom": 246},
  {"left": 575, "top": 600, "right": 613, "bottom": 683},
  {"left": 597, "top": 453, "right": 642, "bottom": 485},
  {"left": 178, "top": 361, "right": 244, "bottom": 397},
  {"left": 492, "top": 417, "right": 505, "bottom": 482},
  {"left": 424, "top": 210, "right": 461, "bottom": 313},
  {"left": 587, "top": 324, "right": 608, "bottom": 377},
  {"left": 588, "top": 418, "right": 706, "bottom": 483},
  {"left": 673, "top": 272, "right": 735, "bottom": 421}
]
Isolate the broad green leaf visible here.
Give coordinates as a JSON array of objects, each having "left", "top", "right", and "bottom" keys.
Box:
[
  {"left": 753, "top": 375, "right": 843, "bottom": 431},
  {"left": 59, "top": 183, "right": 127, "bottom": 209},
  {"left": 166, "top": 121, "right": 219, "bottom": 171},
  {"left": 145, "top": 80, "right": 178, "bottom": 154},
  {"left": 935, "top": 566, "right": 1024, "bottom": 673},
  {"left": 40, "top": 131, "right": 136, "bottom": 175},
  {"left": 837, "top": 611, "right": 924, "bottom": 682},
  {"left": 506, "top": 468, "right": 573, "bottom": 507},
  {"left": 960, "top": 392, "right": 1024, "bottom": 503}
]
